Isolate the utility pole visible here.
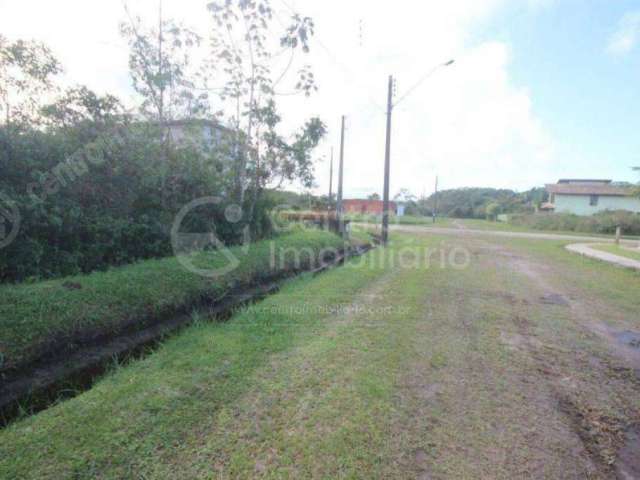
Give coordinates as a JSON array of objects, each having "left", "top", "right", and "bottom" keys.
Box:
[
  {"left": 433, "top": 176, "right": 439, "bottom": 224},
  {"left": 328, "top": 147, "right": 334, "bottom": 211},
  {"left": 381, "top": 75, "right": 394, "bottom": 245},
  {"left": 337, "top": 116, "right": 346, "bottom": 235}
]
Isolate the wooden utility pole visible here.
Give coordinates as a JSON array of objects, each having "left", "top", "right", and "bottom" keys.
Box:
[
  {"left": 328, "top": 147, "right": 334, "bottom": 209},
  {"left": 381, "top": 75, "right": 394, "bottom": 245},
  {"left": 433, "top": 176, "right": 439, "bottom": 224},
  {"left": 337, "top": 117, "right": 346, "bottom": 235}
]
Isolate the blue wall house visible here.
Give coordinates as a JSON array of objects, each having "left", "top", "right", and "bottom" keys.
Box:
[{"left": 546, "top": 179, "right": 640, "bottom": 216}]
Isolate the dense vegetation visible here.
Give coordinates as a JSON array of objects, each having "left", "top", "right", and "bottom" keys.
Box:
[
  {"left": 0, "top": 121, "right": 265, "bottom": 282},
  {"left": 509, "top": 210, "right": 640, "bottom": 236},
  {"left": 405, "top": 187, "right": 548, "bottom": 219},
  {"left": 0, "top": 1, "right": 325, "bottom": 283},
  {"left": 0, "top": 229, "right": 350, "bottom": 373}
]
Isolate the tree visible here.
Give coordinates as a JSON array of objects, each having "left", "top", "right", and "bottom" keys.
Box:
[
  {"left": 41, "top": 86, "right": 123, "bottom": 130},
  {"left": 485, "top": 202, "right": 501, "bottom": 221},
  {"left": 206, "top": 0, "right": 323, "bottom": 219},
  {"left": 633, "top": 167, "right": 640, "bottom": 197},
  {"left": 394, "top": 188, "right": 416, "bottom": 203},
  {"left": 0, "top": 35, "right": 62, "bottom": 125},
  {"left": 120, "top": 9, "right": 208, "bottom": 124},
  {"left": 121, "top": 8, "right": 210, "bottom": 209},
  {"left": 368, "top": 193, "right": 381, "bottom": 200}
]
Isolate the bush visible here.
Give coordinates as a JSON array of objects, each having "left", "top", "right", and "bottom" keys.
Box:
[
  {"left": 509, "top": 211, "right": 640, "bottom": 235},
  {"left": 0, "top": 123, "right": 274, "bottom": 283}
]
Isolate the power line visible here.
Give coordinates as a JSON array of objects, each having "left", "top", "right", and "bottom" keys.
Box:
[{"left": 277, "top": 0, "right": 387, "bottom": 114}]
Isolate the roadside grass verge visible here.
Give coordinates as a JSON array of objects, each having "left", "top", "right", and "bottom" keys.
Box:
[
  {"left": 347, "top": 213, "right": 453, "bottom": 226},
  {"left": 0, "top": 229, "right": 354, "bottom": 374},
  {"left": 494, "top": 238, "right": 640, "bottom": 314},
  {"left": 452, "top": 218, "right": 636, "bottom": 239},
  {"left": 591, "top": 244, "right": 640, "bottom": 263},
  {"left": 0, "top": 236, "right": 406, "bottom": 479}
]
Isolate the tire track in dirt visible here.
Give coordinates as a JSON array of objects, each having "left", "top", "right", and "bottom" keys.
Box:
[
  {"left": 480, "top": 238, "right": 640, "bottom": 479},
  {"left": 391, "top": 236, "right": 597, "bottom": 478}
]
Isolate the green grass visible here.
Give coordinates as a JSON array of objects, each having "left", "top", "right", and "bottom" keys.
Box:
[
  {"left": 347, "top": 213, "right": 453, "bottom": 226},
  {"left": 0, "top": 234, "right": 413, "bottom": 479},
  {"left": 494, "top": 237, "right": 640, "bottom": 314},
  {"left": 3, "top": 232, "right": 640, "bottom": 477},
  {"left": 0, "top": 229, "right": 352, "bottom": 372},
  {"left": 451, "top": 218, "right": 633, "bottom": 238},
  {"left": 592, "top": 244, "right": 640, "bottom": 262}
]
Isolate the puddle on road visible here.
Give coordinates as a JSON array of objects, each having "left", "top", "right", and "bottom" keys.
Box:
[
  {"left": 539, "top": 293, "right": 570, "bottom": 307},
  {"left": 615, "top": 331, "right": 640, "bottom": 349},
  {"left": 617, "top": 425, "right": 640, "bottom": 480}
]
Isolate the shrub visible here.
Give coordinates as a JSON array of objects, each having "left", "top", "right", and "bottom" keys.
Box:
[
  {"left": 0, "top": 123, "right": 275, "bottom": 283},
  {"left": 509, "top": 211, "right": 640, "bottom": 235}
]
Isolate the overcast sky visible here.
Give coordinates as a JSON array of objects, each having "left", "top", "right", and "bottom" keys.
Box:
[{"left": 1, "top": 0, "right": 639, "bottom": 198}]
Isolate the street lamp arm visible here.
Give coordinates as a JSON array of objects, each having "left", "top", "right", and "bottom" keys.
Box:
[{"left": 393, "top": 59, "right": 455, "bottom": 107}]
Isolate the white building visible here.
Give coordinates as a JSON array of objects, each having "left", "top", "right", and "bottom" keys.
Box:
[{"left": 545, "top": 179, "right": 640, "bottom": 215}]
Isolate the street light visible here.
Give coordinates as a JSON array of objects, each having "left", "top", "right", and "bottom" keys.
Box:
[
  {"left": 381, "top": 59, "right": 455, "bottom": 245},
  {"left": 393, "top": 59, "right": 455, "bottom": 107}
]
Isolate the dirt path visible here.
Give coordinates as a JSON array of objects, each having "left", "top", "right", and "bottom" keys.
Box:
[
  {"left": 170, "top": 232, "right": 640, "bottom": 478},
  {"left": 397, "top": 233, "right": 640, "bottom": 479}
]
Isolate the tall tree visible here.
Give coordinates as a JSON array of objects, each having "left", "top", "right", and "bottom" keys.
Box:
[
  {"left": 120, "top": 7, "right": 208, "bottom": 124},
  {"left": 121, "top": 5, "right": 209, "bottom": 208},
  {"left": 0, "top": 35, "right": 62, "bottom": 125},
  {"left": 206, "top": 0, "right": 323, "bottom": 217}
]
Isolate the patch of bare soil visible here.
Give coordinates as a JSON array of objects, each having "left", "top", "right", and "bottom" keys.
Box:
[
  {"left": 558, "top": 394, "right": 626, "bottom": 469},
  {"left": 489, "top": 239, "right": 640, "bottom": 478},
  {"left": 539, "top": 293, "right": 571, "bottom": 307},
  {"left": 617, "top": 425, "right": 640, "bottom": 480}
]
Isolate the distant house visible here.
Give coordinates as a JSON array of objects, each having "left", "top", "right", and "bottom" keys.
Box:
[
  {"left": 545, "top": 179, "right": 640, "bottom": 215},
  {"left": 343, "top": 199, "right": 397, "bottom": 215},
  {"left": 165, "top": 119, "right": 236, "bottom": 150}
]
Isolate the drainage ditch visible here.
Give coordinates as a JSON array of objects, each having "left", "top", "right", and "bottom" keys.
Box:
[{"left": 0, "top": 243, "right": 373, "bottom": 427}]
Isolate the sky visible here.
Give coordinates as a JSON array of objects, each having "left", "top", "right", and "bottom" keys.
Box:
[{"left": 1, "top": 0, "right": 639, "bottom": 198}]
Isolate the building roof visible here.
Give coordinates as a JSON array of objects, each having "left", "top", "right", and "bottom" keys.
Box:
[
  {"left": 344, "top": 199, "right": 397, "bottom": 205},
  {"left": 546, "top": 183, "right": 633, "bottom": 196},
  {"left": 558, "top": 179, "right": 612, "bottom": 185}
]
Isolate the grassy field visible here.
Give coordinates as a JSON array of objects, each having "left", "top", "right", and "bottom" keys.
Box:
[
  {"left": 346, "top": 213, "right": 454, "bottom": 227},
  {"left": 0, "top": 229, "right": 350, "bottom": 373},
  {"left": 592, "top": 244, "right": 640, "bottom": 262},
  {"left": 2, "top": 231, "right": 640, "bottom": 478},
  {"left": 0, "top": 234, "right": 412, "bottom": 478}
]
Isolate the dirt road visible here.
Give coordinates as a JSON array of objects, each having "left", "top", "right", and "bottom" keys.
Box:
[{"left": 185, "top": 231, "right": 640, "bottom": 478}]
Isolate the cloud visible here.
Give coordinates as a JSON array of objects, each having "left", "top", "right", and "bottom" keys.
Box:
[
  {"left": 607, "top": 11, "right": 640, "bottom": 56},
  {"left": 288, "top": 0, "right": 556, "bottom": 195},
  {"left": 0, "top": 0, "right": 557, "bottom": 194}
]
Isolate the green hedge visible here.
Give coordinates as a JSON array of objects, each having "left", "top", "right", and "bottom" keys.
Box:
[
  {"left": 509, "top": 211, "right": 640, "bottom": 236},
  {"left": 0, "top": 123, "right": 272, "bottom": 283},
  {"left": 0, "top": 229, "right": 349, "bottom": 373}
]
